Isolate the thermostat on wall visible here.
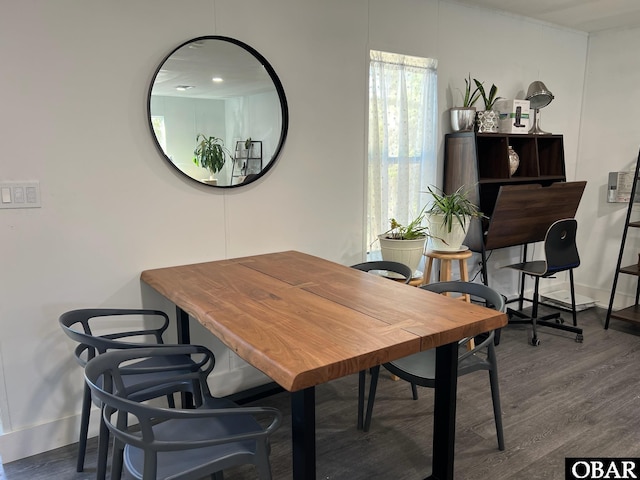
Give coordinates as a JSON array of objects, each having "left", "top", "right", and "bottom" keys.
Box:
[{"left": 608, "top": 171, "right": 639, "bottom": 203}]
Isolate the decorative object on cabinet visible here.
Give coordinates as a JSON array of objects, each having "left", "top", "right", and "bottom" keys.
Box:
[
  {"left": 193, "top": 134, "right": 231, "bottom": 185},
  {"left": 605, "top": 149, "right": 640, "bottom": 329},
  {"left": 231, "top": 140, "right": 262, "bottom": 184},
  {"left": 525, "top": 81, "right": 554, "bottom": 135},
  {"left": 147, "top": 36, "right": 288, "bottom": 188},
  {"left": 425, "top": 185, "right": 482, "bottom": 252},
  {"left": 474, "top": 79, "right": 501, "bottom": 134},
  {"left": 508, "top": 145, "right": 520, "bottom": 176},
  {"left": 495, "top": 99, "right": 530, "bottom": 134},
  {"left": 449, "top": 74, "right": 480, "bottom": 132}
]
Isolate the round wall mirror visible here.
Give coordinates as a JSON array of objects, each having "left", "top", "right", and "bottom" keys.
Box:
[{"left": 147, "top": 36, "right": 288, "bottom": 187}]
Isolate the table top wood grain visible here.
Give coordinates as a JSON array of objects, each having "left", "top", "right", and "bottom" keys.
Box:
[{"left": 141, "top": 250, "right": 507, "bottom": 392}]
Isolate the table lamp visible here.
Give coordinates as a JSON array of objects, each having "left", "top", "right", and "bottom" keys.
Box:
[{"left": 526, "top": 81, "right": 554, "bottom": 135}]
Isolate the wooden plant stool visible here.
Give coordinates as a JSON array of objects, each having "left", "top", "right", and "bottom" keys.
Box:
[
  {"left": 423, "top": 249, "right": 474, "bottom": 350},
  {"left": 423, "top": 249, "right": 473, "bottom": 301}
]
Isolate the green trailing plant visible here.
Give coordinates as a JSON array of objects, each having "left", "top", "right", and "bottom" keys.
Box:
[
  {"left": 193, "top": 134, "right": 230, "bottom": 176},
  {"left": 473, "top": 79, "right": 501, "bottom": 110},
  {"left": 461, "top": 74, "right": 481, "bottom": 108},
  {"left": 381, "top": 205, "right": 430, "bottom": 240},
  {"left": 244, "top": 137, "right": 252, "bottom": 150},
  {"left": 426, "top": 185, "right": 483, "bottom": 233}
]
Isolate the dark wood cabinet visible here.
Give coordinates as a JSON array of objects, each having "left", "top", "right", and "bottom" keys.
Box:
[{"left": 443, "top": 132, "right": 569, "bottom": 252}]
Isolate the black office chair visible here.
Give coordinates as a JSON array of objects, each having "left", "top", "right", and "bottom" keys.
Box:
[
  {"left": 359, "top": 281, "right": 505, "bottom": 451},
  {"left": 84, "top": 345, "right": 282, "bottom": 480},
  {"left": 59, "top": 309, "right": 200, "bottom": 479},
  {"left": 504, "top": 218, "right": 584, "bottom": 346},
  {"left": 351, "top": 260, "right": 413, "bottom": 430}
]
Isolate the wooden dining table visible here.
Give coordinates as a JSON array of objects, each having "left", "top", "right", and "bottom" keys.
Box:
[{"left": 140, "top": 250, "right": 507, "bottom": 480}]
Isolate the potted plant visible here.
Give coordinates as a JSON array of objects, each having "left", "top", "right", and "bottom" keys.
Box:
[
  {"left": 377, "top": 207, "right": 430, "bottom": 274},
  {"left": 425, "top": 185, "right": 482, "bottom": 251},
  {"left": 376, "top": 185, "right": 482, "bottom": 269},
  {"left": 193, "top": 134, "right": 231, "bottom": 184},
  {"left": 474, "top": 79, "right": 501, "bottom": 133},
  {"left": 449, "top": 74, "right": 481, "bottom": 132}
]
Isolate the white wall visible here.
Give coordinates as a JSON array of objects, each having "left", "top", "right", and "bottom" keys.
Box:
[
  {"left": 0, "top": 0, "right": 590, "bottom": 461},
  {"left": 577, "top": 26, "right": 640, "bottom": 308}
]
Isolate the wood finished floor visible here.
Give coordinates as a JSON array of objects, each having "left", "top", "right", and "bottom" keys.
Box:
[{"left": 3, "top": 306, "right": 640, "bottom": 479}]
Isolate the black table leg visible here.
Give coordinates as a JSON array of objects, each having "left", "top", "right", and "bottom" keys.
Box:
[
  {"left": 425, "top": 342, "right": 459, "bottom": 480},
  {"left": 176, "top": 306, "right": 190, "bottom": 344},
  {"left": 291, "top": 387, "right": 316, "bottom": 480},
  {"left": 175, "top": 306, "right": 193, "bottom": 407}
]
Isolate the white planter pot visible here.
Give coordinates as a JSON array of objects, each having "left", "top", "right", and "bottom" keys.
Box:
[
  {"left": 377, "top": 235, "right": 427, "bottom": 273},
  {"left": 476, "top": 110, "right": 499, "bottom": 133},
  {"left": 428, "top": 214, "right": 468, "bottom": 252}
]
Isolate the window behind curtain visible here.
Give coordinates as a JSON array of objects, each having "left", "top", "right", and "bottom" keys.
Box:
[
  {"left": 367, "top": 50, "right": 438, "bottom": 256},
  {"left": 151, "top": 116, "right": 167, "bottom": 155}
]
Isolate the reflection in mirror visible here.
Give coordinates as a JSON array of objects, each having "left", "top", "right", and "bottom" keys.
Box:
[{"left": 148, "top": 36, "right": 288, "bottom": 187}]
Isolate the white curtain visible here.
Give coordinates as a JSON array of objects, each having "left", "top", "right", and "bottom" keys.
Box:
[{"left": 367, "top": 50, "right": 438, "bottom": 252}]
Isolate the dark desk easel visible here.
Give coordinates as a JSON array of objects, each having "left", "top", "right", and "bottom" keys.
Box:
[{"left": 479, "top": 181, "right": 587, "bottom": 287}]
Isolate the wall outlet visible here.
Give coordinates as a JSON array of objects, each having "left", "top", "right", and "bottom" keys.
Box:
[{"left": 0, "top": 181, "right": 41, "bottom": 209}]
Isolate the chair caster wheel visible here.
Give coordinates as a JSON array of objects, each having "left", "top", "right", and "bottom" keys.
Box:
[
  {"left": 557, "top": 318, "right": 565, "bottom": 324},
  {"left": 531, "top": 337, "right": 540, "bottom": 346},
  {"left": 575, "top": 334, "right": 584, "bottom": 343}
]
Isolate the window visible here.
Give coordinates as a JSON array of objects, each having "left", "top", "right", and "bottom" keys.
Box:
[
  {"left": 151, "top": 116, "right": 167, "bottom": 155},
  {"left": 367, "top": 50, "right": 438, "bottom": 256}
]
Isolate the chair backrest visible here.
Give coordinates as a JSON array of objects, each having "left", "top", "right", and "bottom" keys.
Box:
[
  {"left": 85, "top": 344, "right": 214, "bottom": 402},
  {"left": 351, "top": 260, "right": 413, "bottom": 284},
  {"left": 543, "top": 218, "right": 579, "bottom": 273},
  {"left": 59, "top": 309, "right": 171, "bottom": 366},
  {"left": 420, "top": 281, "right": 505, "bottom": 313},
  {"left": 84, "top": 346, "right": 281, "bottom": 477}
]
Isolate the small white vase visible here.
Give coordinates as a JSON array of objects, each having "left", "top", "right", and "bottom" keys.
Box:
[{"left": 427, "top": 214, "right": 468, "bottom": 251}]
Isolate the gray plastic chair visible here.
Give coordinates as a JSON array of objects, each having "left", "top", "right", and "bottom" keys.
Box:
[
  {"left": 84, "top": 345, "right": 282, "bottom": 480},
  {"left": 504, "top": 218, "right": 584, "bottom": 346},
  {"left": 360, "top": 281, "right": 505, "bottom": 451},
  {"left": 351, "top": 260, "right": 413, "bottom": 430},
  {"left": 59, "top": 308, "right": 200, "bottom": 479},
  {"left": 351, "top": 260, "right": 413, "bottom": 284}
]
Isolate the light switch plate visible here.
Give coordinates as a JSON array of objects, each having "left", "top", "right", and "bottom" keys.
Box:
[{"left": 0, "top": 181, "right": 41, "bottom": 209}]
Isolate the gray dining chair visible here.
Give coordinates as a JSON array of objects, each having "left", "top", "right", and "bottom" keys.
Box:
[
  {"left": 351, "top": 260, "right": 414, "bottom": 284},
  {"left": 351, "top": 260, "right": 413, "bottom": 430},
  {"left": 59, "top": 308, "right": 200, "bottom": 479},
  {"left": 84, "top": 345, "right": 282, "bottom": 480},
  {"left": 360, "top": 281, "right": 506, "bottom": 451}
]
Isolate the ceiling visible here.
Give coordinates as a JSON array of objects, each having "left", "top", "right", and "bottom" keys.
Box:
[
  {"left": 151, "top": 38, "right": 274, "bottom": 100},
  {"left": 444, "top": 0, "right": 640, "bottom": 33}
]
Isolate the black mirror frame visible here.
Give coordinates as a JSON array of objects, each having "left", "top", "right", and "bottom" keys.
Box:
[{"left": 147, "top": 35, "right": 289, "bottom": 188}]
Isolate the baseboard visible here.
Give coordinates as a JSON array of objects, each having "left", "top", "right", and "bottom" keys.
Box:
[{"left": 0, "top": 410, "right": 97, "bottom": 464}]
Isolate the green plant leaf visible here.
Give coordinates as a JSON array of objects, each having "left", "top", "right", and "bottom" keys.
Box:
[{"left": 193, "top": 134, "right": 231, "bottom": 175}]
